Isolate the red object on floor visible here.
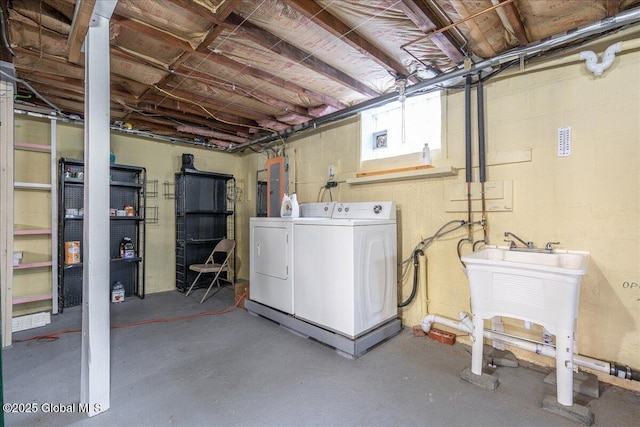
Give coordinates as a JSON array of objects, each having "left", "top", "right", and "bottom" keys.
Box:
[{"left": 428, "top": 327, "right": 456, "bottom": 345}]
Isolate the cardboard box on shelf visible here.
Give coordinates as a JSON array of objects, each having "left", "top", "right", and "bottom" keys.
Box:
[{"left": 234, "top": 280, "right": 250, "bottom": 309}]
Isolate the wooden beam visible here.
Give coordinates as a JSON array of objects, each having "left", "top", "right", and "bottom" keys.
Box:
[
  {"left": 191, "top": 51, "right": 346, "bottom": 110},
  {"left": 447, "top": 0, "right": 498, "bottom": 58},
  {"left": 176, "top": 63, "right": 309, "bottom": 116},
  {"left": 194, "top": 0, "right": 242, "bottom": 52},
  {"left": 110, "top": 14, "right": 193, "bottom": 52},
  {"left": 166, "top": 0, "right": 242, "bottom": 25},
  {"left": 398, "top": 0, "right": 465, "bottom": 64},
  {"left": 43, "top": 0, "right": 77, "bottom": 20},
  {"left": 606, "top": 0, "right": 619, "bottom": 16},
  {"left": 156, "top": 82, "right": 273, "bottom": 121},
  {"left": 133, "top": 104, "right": 250, "bottom": 135},
  {"left": 143, "top": 91, "right": 258, "bottom": 128},
  {"left": 67, "top": 0, "right": 96, "bottom": 64},
  {"left": 282, "top": 0, "right": 417, "bottom": 82},
  {"left": 500, "top": 0, "right": 529, "bottom": 45},
  {"left": 225, "top": 13, "right": 380, "bottom": 98}
]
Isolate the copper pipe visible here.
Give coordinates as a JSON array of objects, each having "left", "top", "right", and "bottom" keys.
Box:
[{"left": 401, "top": 0, "right": 515, "bottom": 49}]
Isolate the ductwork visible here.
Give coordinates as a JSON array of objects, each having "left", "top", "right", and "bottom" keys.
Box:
[{"left": 228, "top": 6, "right": 640, "bottom": 153}]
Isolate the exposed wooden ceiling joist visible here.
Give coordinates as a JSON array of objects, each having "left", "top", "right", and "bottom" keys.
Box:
[
  {"left": 282, "top": 0, "right": 418, "bottom": 83},
  {"left": 189, "top": 50, "right": 347, "bottom": 110},
  {"left": 500, "top": 0, "right": 529, "bottom": 46},
  {"left": 398, "top": 0, "right": 465, "bottom": 65},
  {"left": 225, "top": 13, "right": 380, "bottom": 98},
  {"left": 67, "top": 0, "right": 95, "bottom": 64}
]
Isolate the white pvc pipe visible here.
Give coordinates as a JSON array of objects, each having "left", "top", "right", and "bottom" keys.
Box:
[
  {"left": 422, "top": 313, "right": 613, "bottom": 375},
  {"left": 580, "top": 42, "right": 622, "bottom": 76},
  {"left": 421, "top": 312, "right": 473, "bottom": 334}
]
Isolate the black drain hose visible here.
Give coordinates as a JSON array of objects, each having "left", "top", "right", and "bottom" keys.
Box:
[{"left": 398, "top": 250, "right": 424, "bottom": 308}]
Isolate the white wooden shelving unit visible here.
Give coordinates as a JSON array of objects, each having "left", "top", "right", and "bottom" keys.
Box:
[{"left": 1, "top": 101, "right": 58, "bottom": 346}]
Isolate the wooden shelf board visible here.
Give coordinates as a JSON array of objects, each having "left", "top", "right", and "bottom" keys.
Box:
[
  {"left": 14, "top": 228, "right": 52, "bottom": 236},
  {"left": 12, "top": 294, "right": 52, "bottom": 305},
  {"left": 14, "top": 260, "right": 53, "bottom": 270},
  {"left": 14, "top": 182, "right": 52, "bottom": 190},
  {"left": 355, "top": 164, "right": 434, "bottom": 178},
  {"left": 347, "top": 165, "right": 458, "bottom": 185},
  {"left": 14, "top": 141, "right": 52, "bottom": 152}
]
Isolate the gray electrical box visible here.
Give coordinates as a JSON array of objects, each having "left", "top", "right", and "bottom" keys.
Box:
[{"left": 266, "top": 156, "right": 288, "bottom": 217}]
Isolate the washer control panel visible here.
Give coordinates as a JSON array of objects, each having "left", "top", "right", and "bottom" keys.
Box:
[{"left": 332, "top": 201, "right": 396, "bottom": 220}]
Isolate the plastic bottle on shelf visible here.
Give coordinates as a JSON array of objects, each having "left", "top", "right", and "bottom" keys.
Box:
[
  {"left": 120, "top": 237, "right": 135, "bottom": 259},
  {"left": 280, "top": 194, "right": 291, "bottom": 217},
  {"left": 422, "top": 143, "right": 431, "bottom": 165},
  {"left": 111, "top": 281, "right": 124, "bottom": 303},
  {"left": 290, "top": 193, "right": 300, "bottom": 218}
]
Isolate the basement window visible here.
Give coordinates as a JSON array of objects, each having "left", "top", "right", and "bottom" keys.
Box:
[{"left": 360, "top": 90, "right": 442, "bottom": 167}]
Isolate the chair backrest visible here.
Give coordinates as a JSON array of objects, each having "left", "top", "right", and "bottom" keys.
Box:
[{"left": 205, "top": 238, "right": 235, "bottom": 265}]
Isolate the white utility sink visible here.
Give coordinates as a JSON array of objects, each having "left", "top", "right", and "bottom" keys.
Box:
[
  {"left": 462, "top": 245, "right": 590, "bottom": 407},
  {"left": 464, "top": 246, "right": 589, "bottom": 273}
]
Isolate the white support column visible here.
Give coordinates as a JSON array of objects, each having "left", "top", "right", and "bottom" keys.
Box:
[
  {"left": 50, "top": 116, "right": 58, "bottom": 314},
  {"left": 0, "top": 76, "right": 15, "bottom": 348},
  {"left": 81, "top": 3, "right": 115, "bottom": 416}
]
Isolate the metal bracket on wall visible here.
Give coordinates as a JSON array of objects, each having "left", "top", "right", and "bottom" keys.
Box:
[
  {"left": 163, "top": 181, "right": 175, "bottom": 199},
  {"left": 145, "top": 205, "right": 159, "bottom": 224},
  {"left": 145, "top": 179, "right": 158, "bottom": 198}
]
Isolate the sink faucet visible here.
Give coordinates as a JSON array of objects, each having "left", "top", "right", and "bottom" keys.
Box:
[
  {"left": 504, "top": 232, "right": 535, "bottom": 249},
  {"left": 545, "top": 241, "right": 560, "bottom": 252}
]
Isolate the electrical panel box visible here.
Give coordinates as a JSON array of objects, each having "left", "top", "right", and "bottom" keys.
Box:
[{"left": 266, "top": 156, "right": 288, "bottom": 217}]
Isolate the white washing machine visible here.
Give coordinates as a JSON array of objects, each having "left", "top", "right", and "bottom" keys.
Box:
[
  {"left": 249, "top": 202, "right": 335, "bottom": 314},
  {"left": 293, "top": 201, "right": 398, "bottom": 338}
]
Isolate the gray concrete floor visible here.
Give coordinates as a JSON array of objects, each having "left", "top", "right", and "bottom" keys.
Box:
[{"left": 3, "top": 290, "right": 639, "bottom": 426}]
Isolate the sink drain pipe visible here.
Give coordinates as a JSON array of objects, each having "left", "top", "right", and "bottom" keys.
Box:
[{"left": 421, "top": 314, "right": 640, "bottom": 382}]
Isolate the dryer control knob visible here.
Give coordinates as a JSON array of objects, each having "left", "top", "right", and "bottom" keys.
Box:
[{"left": 373, "top": 205, "right": 382, "bottom": 214}]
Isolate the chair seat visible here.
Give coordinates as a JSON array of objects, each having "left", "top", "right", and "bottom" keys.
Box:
[
  {"left": 189, "top": 263, "right": 226, "bottom": 273},
  {"left": 185, "top": 238, "right": 235, "bottom": 303}
]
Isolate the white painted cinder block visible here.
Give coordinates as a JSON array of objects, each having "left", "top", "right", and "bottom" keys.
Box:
[{"left": 12, "top": 311, "right": 51, "bottom": 333}]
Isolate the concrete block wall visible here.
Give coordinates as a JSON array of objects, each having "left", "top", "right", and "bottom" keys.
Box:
[{"left": 242, "top": 46, "right": 639, "bottom": 391}]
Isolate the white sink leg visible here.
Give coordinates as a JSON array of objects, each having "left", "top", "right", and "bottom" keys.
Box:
[
  {"left": 471, "top": 315, "right": 485, "bottom": 375},
  {"left": 556, "top": 328, "right": 574, "bottom": 406}
]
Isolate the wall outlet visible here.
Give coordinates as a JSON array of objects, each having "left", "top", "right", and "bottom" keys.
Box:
[{"left": 328, "top": 164, "right": 336, "bottom": 178}]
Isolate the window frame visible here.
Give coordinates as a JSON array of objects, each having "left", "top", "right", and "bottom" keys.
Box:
[{"left": 358, "top": 89, "right": 447, "bottom": 173}]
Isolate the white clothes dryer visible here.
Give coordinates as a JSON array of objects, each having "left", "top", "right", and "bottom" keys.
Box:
[{"left": 249, "top": 202, "right": 335, "bottom": 314}]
